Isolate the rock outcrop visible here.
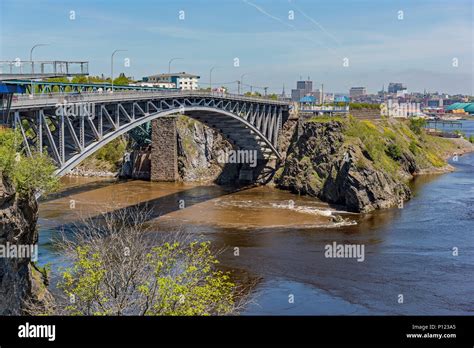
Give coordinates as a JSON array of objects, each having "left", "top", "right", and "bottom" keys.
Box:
[
  {"left": 0, "top": 173, "right": 52, "bottom": 315},
  {"left": 275, "top": 120, "right": 412, "bottom": 213},
  {"left": 176, "top": 116, "right": 239, "bottom": 184}
]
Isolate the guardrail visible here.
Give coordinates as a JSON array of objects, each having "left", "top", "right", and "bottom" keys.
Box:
[{"left": 10, "top": 89, "right": 289, "bottom": 109}]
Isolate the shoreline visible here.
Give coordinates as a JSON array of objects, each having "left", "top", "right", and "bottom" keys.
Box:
[
  {"left": 415, "top": 137, "right": 474, "bottom": 175},
  {"left": 65, "top": 167, "right": 117, "bottom": 178}
]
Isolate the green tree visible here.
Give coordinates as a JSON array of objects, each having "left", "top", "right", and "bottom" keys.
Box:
[
  {"left": 71, "top": 75, "right": 89, "bottom": 84},
  {"left": 113, "top": 73, "right": 131, "bottom": 86},
  {"left": 386, "top": 143, "right": 402, "bottom": 161},
  {"left": 0, "top": 128, "right": 58, "bottom": 196},
  {"left": 52, "top": 207, "right": 246, "bottom": 316},
  {"left": 409, "top": 117, "right": 427, "bottom": 135}
]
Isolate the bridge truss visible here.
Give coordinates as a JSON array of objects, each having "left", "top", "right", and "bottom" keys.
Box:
[{"left": 10, "top": 91, "right": 289, "bottom": 176}]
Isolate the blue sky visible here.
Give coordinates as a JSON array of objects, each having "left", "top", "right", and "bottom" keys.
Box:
[{"left": 1, "top": 0, "right": 472, "bottom": 94}]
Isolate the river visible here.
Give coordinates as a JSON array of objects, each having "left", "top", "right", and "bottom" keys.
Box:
[{"left": 37, "top": 121, "right": 474, "bottom": 315}]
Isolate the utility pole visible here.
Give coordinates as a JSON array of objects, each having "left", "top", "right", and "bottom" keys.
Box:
[
  {"left": 209, "top": 66, "right": 218, "bottom": 91},
  {"left": 240, "top": 73, "right": 248, "bottom": 95},
  {"left": 264, "top": 87, "right": 268, "bottom": 96},
  {"left": 321, "top": 83, "right": 324, "bottom": 105}
]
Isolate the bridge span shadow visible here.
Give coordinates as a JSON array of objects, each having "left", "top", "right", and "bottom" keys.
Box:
[{"left": 49, "top": 179, "right": 258, "bottom": 234}]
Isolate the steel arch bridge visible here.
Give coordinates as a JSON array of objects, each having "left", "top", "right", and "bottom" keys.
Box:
[{"left": 8, "top": 91, "right": 290, "bottom": 177}]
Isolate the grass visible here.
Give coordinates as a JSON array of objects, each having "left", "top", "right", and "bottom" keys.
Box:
[
  {"left": 340, "top": 117, "right": 458, "bottom": 177},
  {"left": 306, "top": 115, "right": 345, "bottom": 123},
  {"left": 306, "top": 116, "right": 458, "bottom": 176},
  {"left": 349, "top": 103, "right": 381, "bottom": 110},
  {"left": 343, "top": 117, "right": 401, "bottom": 176}
]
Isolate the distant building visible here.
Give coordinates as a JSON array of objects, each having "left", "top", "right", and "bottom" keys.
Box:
[
  {"left": 296, "top": 80, "right": 313, "bottom": 94},
  {"left": 323, "top": 93, "right": 334, "bottom": 103},
  {"left": 427, "top": 99, "right": 443, "bottom": 108},
  {"left": 310, "top": 89, "right": 322, "bottom": 103},
  {"left": 299, "top": 95, "right": 316, "bottom": 104},
  {"left": 388, "top": 83, "right": 407, "bottom": 94},
  {"left": 143, "top": 72, "right": 200, "bottom": 90},
  {"left": 349, "top": 87, "right": 367, "bottom": 99},
  {"left": 382, "top": 99, "right": 421, "bottom": 118},
  {"left": 335, "top": 95, "right": 350, "bottom": 103},
  {"left": 132, "top": 81, "right": 176, "bottom": 89},
  {"left": 291, "top": 88, "right": 305, "bottom": 102},
  {"left": 291, "top": 79, "right": 313, "bottom": 102}
]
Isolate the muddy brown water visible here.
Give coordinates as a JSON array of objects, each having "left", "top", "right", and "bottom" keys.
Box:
[{"left": 37, "top": 121, "right": 474, "bottom": 314}]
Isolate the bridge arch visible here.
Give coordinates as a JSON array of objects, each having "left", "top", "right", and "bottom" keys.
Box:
[{"left": 56, "top": 105, "right": 281, "bottom": 177}]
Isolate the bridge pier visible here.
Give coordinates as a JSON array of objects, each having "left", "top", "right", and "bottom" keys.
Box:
[{"left": 150, "top": 117, "right": 179, "bottom": 182}]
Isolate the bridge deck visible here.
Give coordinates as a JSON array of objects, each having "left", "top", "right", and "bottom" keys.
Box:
[
  {"left": 9, "top": 90, "right": 290, "bottom": 175},
  {"left": 10, "top": 90, "right": 289, "bottom": 110}
]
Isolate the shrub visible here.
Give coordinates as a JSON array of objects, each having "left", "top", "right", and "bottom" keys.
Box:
[
  {"left": 94, "top": 137, "right": 127, "bottom": 164},
  {"left": 409, "top": 140, "right": 419, "bottom": 155},
  {"left": 0, "top": 128, "right": 58, "bottom": 196},
  {"left": 50, "top": 207, "right": 246, "bottom": 316},
  {"left": 386, "top": 143, "right": 402, "bottom": 161},
  {"left": 409, "top": 118, "right": 426, "bottom": 135}
]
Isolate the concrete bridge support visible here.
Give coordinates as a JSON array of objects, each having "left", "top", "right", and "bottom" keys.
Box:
[{"left": 150, "top": 117, "right": 179, "bottom": 181}]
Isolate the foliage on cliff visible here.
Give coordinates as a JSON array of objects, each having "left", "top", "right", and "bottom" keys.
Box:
[
  {"left": 0, "top": 128, "right": 58, "bottom": 196},
  {"left": 275, "top": 116, "right": 469, "bottom": 212},
  {"left": 78, "top": 137, "right": 127, "bottom": 173}
]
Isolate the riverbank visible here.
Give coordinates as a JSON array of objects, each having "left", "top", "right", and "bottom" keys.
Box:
[
  {"left": 66, "top": 167, "right": 116, "bottom": 178},
  {"left": 37, "top": 151, "right": 474, "bottom": 315},
  {"left": 275, "top": 117, "right": 474, "bottom": 212},
  {"left": 415, "top": 137, "right": 474, "bottom": 174}
]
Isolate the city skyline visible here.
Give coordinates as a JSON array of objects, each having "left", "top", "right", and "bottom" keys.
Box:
[{"left": 0, "top": 0, "right": 472, "bottom": 95}]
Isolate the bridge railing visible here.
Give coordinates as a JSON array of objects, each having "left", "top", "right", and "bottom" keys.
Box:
[{"left": 10, "top": 89, "right": 289, "bottom": 107}]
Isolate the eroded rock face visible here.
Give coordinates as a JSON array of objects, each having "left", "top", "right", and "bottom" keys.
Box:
[
  {"left": 322, "top": 145, "right": 411, "bottom": 212},
  {"left": 0, "top": 173, "right": 51, "bottom": 315},
  {"left": 276, "top": 121, "right": 411, "bottom": 213},
  {"left": 176, "top": 116, "right": 238, "bottom": 183}
]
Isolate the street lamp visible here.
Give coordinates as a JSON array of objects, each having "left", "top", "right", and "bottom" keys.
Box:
[
  {"left": 29, "top": 44, "right": 48, "bottom": 95},
  {"left": 111, "top": 49, "right": 128, "bottom": 92},
  {"left": 30, "top": 44, "right": 48, "bottom": 71},
  {"left": 168, "top": 57, "right": 183, "bottom": 74},
  {"left": 209, "top": 66, "right": 219, "bottom": 91},
  {"left": 239, "top": 73, "right": 249, "bottom": 94}
]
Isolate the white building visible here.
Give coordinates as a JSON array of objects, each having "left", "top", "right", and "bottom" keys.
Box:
[
  {"left": 143, "top": 72, "right": 200, "bottom": 90},
  {"left": 381, "top": 99, "right": 421, "bottom": 118},
  {"left": 130, "top": 81, "right": 176, "bottom": 89}
]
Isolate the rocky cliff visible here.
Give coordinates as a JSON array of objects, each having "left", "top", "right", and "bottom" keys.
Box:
[
  {"left": 0, "top": 174, "right": 52, "bottom": 315},
  {"left": 176, "top": 116, "right": 239, "bottom": 184},
  {"left": 275, "top": 117, "right": 472, "bottom": 213}
]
